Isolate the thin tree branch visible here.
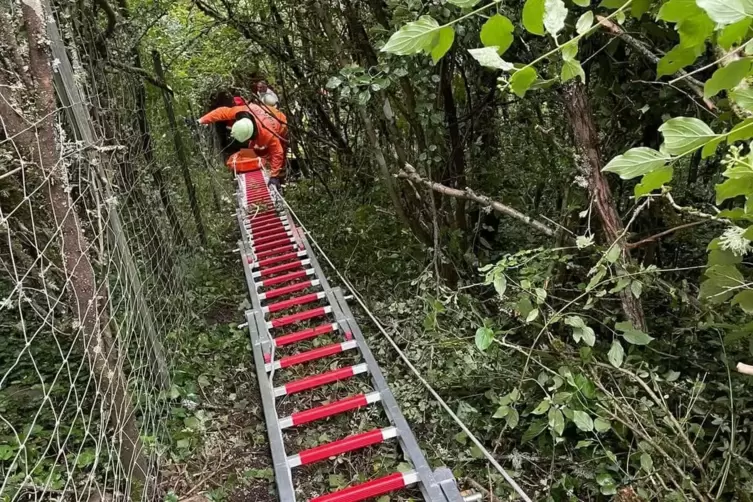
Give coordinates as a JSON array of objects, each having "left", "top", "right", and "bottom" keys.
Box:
[
  {"left": 597, "top": 16, "right": 714, "bottom": 111},
  {"left": 397, "top": 164, "right": 557, "bottom": 238},
  {"left": 105, "top": 60, "right": 174, "bottom": 94},
  {"left": 626, "top": 220, "right": 708, "bottom": 249}
]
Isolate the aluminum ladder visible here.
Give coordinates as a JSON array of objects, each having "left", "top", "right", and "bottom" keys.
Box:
[{"left": 234, "top": 170, "right": 468, "bottom": 502}]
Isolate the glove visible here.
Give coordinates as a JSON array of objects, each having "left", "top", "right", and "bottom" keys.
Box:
[{"left": 268, "top": 177, "right": 282, "bottom": 191}]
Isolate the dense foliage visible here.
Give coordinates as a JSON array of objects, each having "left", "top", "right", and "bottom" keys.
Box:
[{"left": 4, "top": 0, "right": 753, "bottom": 500}]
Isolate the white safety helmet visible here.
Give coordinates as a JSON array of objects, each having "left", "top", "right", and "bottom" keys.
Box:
[
  {"left": 231, "top": 118, "right": 255, "bottom": 143},
  {"left": 262, "top": 90, "right": 279, "bottom": 107}
]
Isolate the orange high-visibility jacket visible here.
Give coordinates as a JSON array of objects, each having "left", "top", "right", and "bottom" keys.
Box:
[
  {"left": 267, "top": 106, "right": 288, "bottom": 143},
  {"left": 198, "top": 105, "right": 286, "bottom": 177}
]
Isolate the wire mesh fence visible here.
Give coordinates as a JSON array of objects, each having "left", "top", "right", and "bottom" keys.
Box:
[{"left": 0, "top": 3, "right": 225, "bottom": 501}]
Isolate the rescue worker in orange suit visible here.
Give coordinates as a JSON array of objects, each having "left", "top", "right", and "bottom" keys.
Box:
[
  {"left": 198, "top": 103, "right": 285, "bottom": 190},
  {"left": 260, "top": 90, "right": 288, "bottom": 145}
]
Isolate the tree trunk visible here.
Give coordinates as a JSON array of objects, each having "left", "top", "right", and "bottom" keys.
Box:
[
  {"left": 21, "top": 0, "right": 149, "bottom": 490},
  {"left": 152, "top": 49, "right": 207, "bottom": 246},
  {"left": 134, "top": 51, "right": 187, "bottom": 247},
  {"left": 562, "top": 82, "right": 647, "bottom": 330},
  {"left": 439, "top": 54, "right": 468, "bottom": 232}
]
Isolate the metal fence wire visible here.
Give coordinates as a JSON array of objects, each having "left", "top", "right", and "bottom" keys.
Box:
[{"left": 1, "top": 2, "right": 219, "bottom": 501}]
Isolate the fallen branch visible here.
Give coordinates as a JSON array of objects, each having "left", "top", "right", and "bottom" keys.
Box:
[
  {"left": 397, "top": 164, "right": 557, "bottom": 237},
  {"left": 106, "top": 60, "right": 173, "bottom": 94},
  {"left": 597, "top": 16, "right": 714, "bottom": 111},
  {"left": 626, "top": 220, "right": 708, "bottom": 249},
  {"left": 463, "top": 477, "right": 500, "bottom": 502}
]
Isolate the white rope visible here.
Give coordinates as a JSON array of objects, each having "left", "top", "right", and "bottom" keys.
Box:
[{"left": 276, "top": 191, "right": 533, "bottom": 502}]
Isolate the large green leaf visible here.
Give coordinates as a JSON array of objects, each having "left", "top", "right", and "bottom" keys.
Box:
[
  {"left": 728, "top": 118, "right": 753, "bottom": 143},
  {"left": 573, "top": 410, "right": 594, "bottom": 432},
  {"left": 608, "top": 340, "right": 624, "bottom": 368},
  {"left": 576, "top": 11, "right": 594, "bottom": 35},
  {"left": 701, "top": 264, "right": 744, "bottom": 302},
  {"left": 678, "top": 12, "right": 716, "bottom": 48},
  {"left": 731, "top": 88, "right": 753, "bottom": 112},
  {"left": 523, "top": 0, "right": 546, "bottom": 35},
  {"left": 732, "top": 290, "right": 753, "bottom": 313},
  {"left": 565, "top": 316, "right": 596, "bottom": 346},
  {"left": 657, "top": 45, "right": 701, "bottom": 77},
  {"left": 431, "top": 27, "right": 455, "bottom": 64},
  {"left": 632, "top": 0, "right": 651, "bottom": 17},
  {"left": 715, "top": 177, "right": 753, "bottom": 204},
  {"left": 704, "top": 59, "right": 752, "bottom": 98},
  {"left": 635, "top": 166, "right": 674, "bottom": 197},
  {"left": 447, "top": 0, "right": 482, "bottom": 7},
  {"left": 381, "top": 16, "right": 440, "bottom": 55},
  {"left": 510, "top": 67, "right": 539, "bottom": 97},
  {"left": 544, "top": 0, "right": 568, "bottom": 37},
  {"left": 697, "top": 0, "right": 752, "bottom": 25},
  {"left": 468, "top": 47, "right": 514, "bottom": 70},
  {"left": 480, "top": 14, "right": 515, "bottom": 55},
  {"left": 603, "top": 147, "right": 670, "bottom": 179},
  {"left": 548, "top": 407, "right": 565, "bottom": 436},
  {"left": 521, "top": 419, "right": 548, "bottom": 442},
  {"left": 659, "top": 117, "right": 719, "bottom": 156},
  {"left": 561, "top": 59, "right": 586, "bottom": 83},
  {"left": 718, "top": 18, "right": 752, "bottom": 49},
  {"left": 475, "top": 326, "right": 494, "bottom": 351},
  {"left": 658, "top": 0, "right": 703, "bottom": 22},
  {"left": 616, "top": 321, "right": 654, "bottom": 345}
]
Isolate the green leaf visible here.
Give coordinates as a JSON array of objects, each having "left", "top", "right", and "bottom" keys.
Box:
[
  {"left": 658, "top": 0, "right": 703, "bottom": 22},
  {"left": 697, "top": 0, "right": 751, "bottom": 25},
  {"left": 603, "top": 147, "right": 670, "bottom": 179},
  {"left": 381, "top": 16, "right": 440, "bottom": 55},
  {"left": 577, "top": 235, "right": 594, "bottom": 249},
  {"left": 576, "top": 11, "right": 594, "bottom": 35},
  {"left": 357, "top": 90, "right": 371, "bottom": 105},
  {"left": 702, "top": 136, "right": 726, "bottom": 158},
  {"left": 731, "top": 88, "right": 753, "bottom": 112},
  {"left": 594, "top": 417, "right": 612, "bottom": 432},
  {"left": 526, "top": 308, "right": 540, "bottom": 323},
  {"left": 640, "top": 452, "right": 654, "bottom": 472},
  {"left": 716, "top": 177, "right": 753, "bottom": 204},
  {"left": 565, "top": 316, "right": 596, "bottom": 346},
  {"left": 657, "top": 45, "right": 700, "bottom": 77},
  {"left": 494, "top": 273, "right": 507, "bottom": 298},
  {"left": 481, "top": 14, "right": 515, "bottom": 55},
  {"left": 475, "top": 326, "right": 494, "bottom": 351},
  {"left": 493, "top": 404, "right": 510, "bottom": 418},
  {"left": 616, "top": 321, "right": 655, "bottom": 345},
  {"left": 325, "top": 76, "right": 342, "bottom": 89},
  {"left": 631, "top": 280, "right": 643, "bottom": 299},
  {"left": 0, "top": 445, "right": 14, "bottom": 461},
  {"left": 728, "top": 118, "right": 753, "bottom": 143},
  {"left": 510, "top": 67, "right": 539, "bottom": 97},
  {"left": 532, "top": 399, "right": 551, "bottom": 415},
  {"left": 659, "top": 117, "right": 719, "bottom": 156},
  {"left": 561, "top": 41, "right": 578, "bottom": 61},
  {"left": 608, "top": 340, "right": 624, "bottom": 367},
  {"left": 521, "top": 419, "right": 548, "bottom": 442},
  {"left": 523, "top": 0, "right": 546, "bottom": 36},
  {"left": 544, "top": 0, "right": 568, "bottom": 37},
  {"left": 548, "top": 407, "right": 565, "bottom": 436},
  {"left": 468, "top": 47, "right": 514, "bottom": 70},
  {"left": 718, "top": 18, "right": 752, "bottom": 49},
  {"left": 561, "top": 59, "right": 586, "bottom": 82},
  {"left": 732, "top": 290, "right": 753, "bottom": 313},
  {"left": 573, "top": 0, "right": 590, "bottom": 6},
  {"left": 506, "top": 407, "right": 520, "bottom": 428},
  {"left": 678, "top": 12, "right": 716, "bottom": 48},
  {"left": 635, "top": 166, "right": 673, "bottom": 197},
  {"left": 329, "top": 474, "right": 346, "bottom": 488},
  {"left": 447, "top": 0, "right": 482, "bottom": 7},
  {"left": 605, "top": 244, "right": 621, "bottom": 263},
  {"left": 631, "top": 0, "right": 651, "bottom": 17},
  {"left": 599, "top": 0, "right": 629, "bottom": 8},
  {"left": 573, "top": 410, "right": 594, "bottom": 431},
  {"left": 431, "top": 26, "right": 455, "bottom": 64},
  {"left": 597, "top": 473, "right": 615, "bottom": 487},
  {"left": 704, "top": 59, "right": 752, "bottom": 98},
  {"left": 176, "top": 439, "right": 190, "bottom": 449}
]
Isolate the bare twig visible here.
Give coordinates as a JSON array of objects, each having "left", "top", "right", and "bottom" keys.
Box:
[
  {"left": 626, "top": 220, "right": 708, "bottom": 249},
  {"left": 397, "top": 164, "right": 557, "bottom": 237},
  {"left": 106, "top": 60, "right": 174, "bottom": 94}
]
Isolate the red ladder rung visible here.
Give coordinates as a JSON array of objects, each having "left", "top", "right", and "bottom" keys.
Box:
[
  {"left": 257, "top": 268, "right": 312, "bottom": 287},
  {"left": 255, "top": 244, "right": 296, "bottom": 260},
  {"left": 268, "top": 305, "right": 331, "bottom": 329},
  {"left": 259, "top": 279, "right": 318, "bottom": 300},
  {"left": 257, "top": 259, "right": 309, "bottom": 278},
  {"left": 253, "top": 231, "right": 292, "bottom": 247},
  {"left": 264, "top": 291, "right": 324, "bottom": 313},
  {"left": 279, "top": 391, "right": 381, "bottom": 429},
  {"left": 252, "top": 251, "right": 302, "bottom": 269},
  {"left": 252, "top": 225, "right": 290, "bottom": 240},
  {"left": 268, "top": 339, "right": 357, "bottom": 370},
  {"left": 288, "top": 427, "right": 397, "bottom": 468},
  {"left": 273, "top": 322, "right": 337, "bottom": 347},
  {"left": 249, "top": 216, "right": 287, "bottom": 229},
  {"left": 274, "top": 362, "right": 367, "bottom": 396},
  {"left": 308, "top": 471, "right": 418, "bottom": 502},
  {"left": 254, "top": 237, "right": 294, "bottom": 253}
]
